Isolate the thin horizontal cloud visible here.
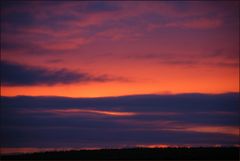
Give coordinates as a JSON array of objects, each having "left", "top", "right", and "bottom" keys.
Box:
[
  {"left": 127, "top": 52, "right": 238, "bottom": 68},
  {"left": 46, "top": 58, "right": 64, "bottom": 64},
  {"left": 167, "top": 18, "right": 222, "bottom": 29},
  {"left": 39, "top": 38, "right": 90, "bottom": 51},
  {"left": 207, "top": 49, "right": 238, "bottom": 59},
  {"left": 183, "top": 125, "right": 238, "bottom": 136},
  {"left": 26, "top": 108, "right": 137, "bottom": 117},
  {"left": 148, "top": 17, "right": 223, "bottom": 30},
  {"left": 1, "top": 61, "right": 128, "bottom": 86}
]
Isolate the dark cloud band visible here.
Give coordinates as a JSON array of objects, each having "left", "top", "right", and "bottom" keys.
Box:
[
  {"left": 1, "top": 93, "right": 239, "bottom": 148},
  {"left": 1, "top": 61, "right": 126, "bottom": 86}
]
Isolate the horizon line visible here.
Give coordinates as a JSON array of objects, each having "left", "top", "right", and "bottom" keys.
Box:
[
  {"left": 1, "top": 91, "right": 239, "bottom": 99},
  {"left": 1, "top": 145, "right": 240, "bottom": 155}
]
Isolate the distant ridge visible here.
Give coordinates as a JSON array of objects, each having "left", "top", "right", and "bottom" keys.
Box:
[{"left": 1, "top": 147, "right": 239, "bottom": 160}]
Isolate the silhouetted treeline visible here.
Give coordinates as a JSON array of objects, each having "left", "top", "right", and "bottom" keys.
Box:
[{"left": 1, "top": 147, "right": 239, "bottom": 160}]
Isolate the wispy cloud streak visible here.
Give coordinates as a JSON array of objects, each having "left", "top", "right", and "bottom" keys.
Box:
[{"left": 26, "top": 108, "right": 137, "bottom": 117}]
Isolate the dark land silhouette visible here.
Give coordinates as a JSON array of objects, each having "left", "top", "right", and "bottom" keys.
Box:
[{"left": 1, "top": 147, "right": 239, "bottom": 160}]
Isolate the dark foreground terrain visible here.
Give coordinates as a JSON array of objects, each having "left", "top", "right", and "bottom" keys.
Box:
[{"left": 1, "top": 147, "right": 239, "bottom": 160}]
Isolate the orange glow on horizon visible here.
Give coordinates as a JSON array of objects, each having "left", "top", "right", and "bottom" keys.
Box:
[
  {"left": 1, "top": 70, "right": 238, "bottom": 98},
  {"left": 137, "top": 144, "right": 171, "bottom": 148}
]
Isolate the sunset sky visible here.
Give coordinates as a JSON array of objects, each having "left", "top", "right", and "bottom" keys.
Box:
[{"left": 1, "top": 1, "right": 239, "bottom": 154}]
